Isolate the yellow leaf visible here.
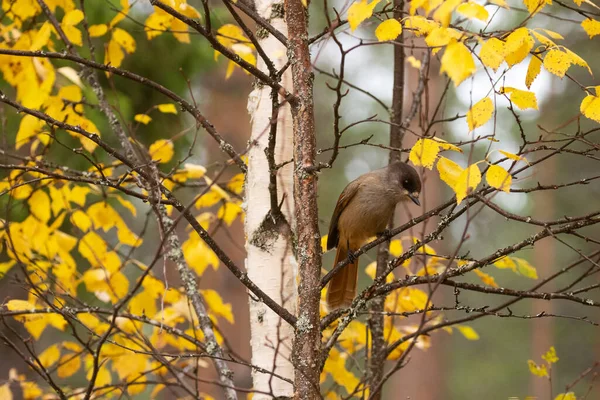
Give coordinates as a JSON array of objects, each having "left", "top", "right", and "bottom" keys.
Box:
[
  {"left": 227, "top": 173, "right": 245, "bottom": 195},
  {"left": 539, "top": 30, "right": 562, "bottom": 41},
  {"left": 504, "top": 28, "right": 534, "bottom": 67},
  {"left": 564, "top": 49, "right": 591, "bottom": 76},
  {"left": 491, "top": 0, "right": 509, "bottom": 7},
  {"left": 149, "top": 139, "right": 174, "bottom": 163},
  {"left": 485, "top": 165, "right": 511, "bottom": 192},
  {"left": 110, "top": 0, "right": 130, "bottom": 27},
  {"left": 172, "top": 17, "right": 192, "bottom": 43},
  {"left": 112, "top": 352, "right": 148, "bottom": 380},
  {"left": 215, "top": 24, "right": 255, "bottom": 59},
  {"left": 89, "top": 24, "right": 108, "bottom": 37},
  {"left": 473, "top": 269, "right": 498, "bottom": 287},
  {"left": 499, "top": 150, "right": 528, "bottom": 164},
  {"left": 515, "top": 257, "right": 537, "bottom": 279},
  {"left": 531, "top": 31, "right": 557, "bottom": 47},
  {"left": 62, "top": 9, "right": 84, "bottom": 26},
  {"left": 432, "top": 0, "right": 461, "bottom": 26},
  {"left": 151, "top": 385, "right": 166, "bottom": 398},
  {"left": 78, "top": 313, "right": 107, "bottom": 334},
  {"left": 542, "top": 346, "right": 559, "bottom": 364},
  {"left": 582, "top": 18, "right": 600, "bottom": 38},
  {"left": 365, "top": 261, "right": 377, "bottom": 279},
  {"left": 78, "top": 231, "right": 108, "bottom": 267},
  {"left": 425, "top": 27, "right": 461, "bottom": 53},
  {"left": 433, "top": 138, "right": 462, "bottom": 152},
  {"left": 524, "top": 0, "right": 551, "bottom": 14},
  {"left": 63, "top": 342, "right": 82, "bottom": 352},
  {"left": 406, "top": 55, "right": 421, "bottom": 68},
  {"left": 408, "top": 0, "right": 428, "bottom": 14},
  {"left": 62, "top": 19, "right": 83, "bottom": 46},
  {"left": 479, "top": 38, "right": 505, "bottom": 72},
  {"left": 494, "top": 256, "right": 517, "bottom": 271},
  {"left": 466, "top": 97, "right": 494, "bottom": 131},
  {"left": 112, "top": 27, "right": 136, "bottom": 53},
  {"left": 71, "top": 210, "right": 92, "bottom": 232},
  {"left": 375, "top": 19, "right": 402, "bottom": 41},
  {"left": 225, "top": 60, "right": 236, "bottom": 79},
  {"left": 145, "top": 11, "right": 172, "bottom": 40},
  {"left": 403, "top": 16, "right": 439, "bottom": 37},
  {"left": 323, "top": 348, "right": 361, "bottom": 394},
  {"left": 347, "top": 0, "right": 380, "bottom": 31},
  {"left": 28, "top": 190, "right": 51, "bottom": 222},
  {"left": 0, "top": 384, "right": 11, "bottom": 400},
  {"left": 409, "top": 138, "right": 440, "bottom": 169},
  {"left": 389, "top": 239, "right": 403, "bottom": 257},
  {"left": 218, "top": 202, "right": 243, "bottom": 226},
  {"left": 455, "top": 164, "right": 481, "bottom": 204},
  {"left": 436, "top": 156, "right": 463, "bottom": 191},
  {"left": 502, "top": 87, "right": 538, "bottom": 110},
  {"left": 182, "top": 233, "right": 219, "bottom": 276},
  {"left": 525, "top": 55, "right": 542, "bottom": 89},
  {"left": 195, "top": 185, "right": 230, "bottom": 209},
  {"left": 115, "top": 196, "right": 137, "bottom": 216},
  {"left": 171, "top": 165, "right": 206, "bottom": 184},
  {"left": 31, "top": 22, "right": 52, "bottom": 51},
  {"left": 134, "top": 114, "right": 152, "bottom": 124},
  {"left": 396, "top": 288, "right": 428, "bottom": 312},
  {"left": 57, "top": 67, "right": 84, "bottom": 88},
  {"left": 88, "top": 364, "right": 111, "bottom": 388},
  {"left": 554, "top": 393, "right": 576, "bottom": 400},
  {"left": 24, "top": 314, "right": 67, "bottom": 340},
  {"left": 440, "top": 41, "right": 476, "bottom": 87},
  {"left": 456, "top": 2, "right": 489, "bottom": 21},
  {"left": 16, "top": 115, "right": 46, "bottom": 150},
  {"left": 528, "top": 360, "right": 548, "bottom": 377},
  {"left": 105, "top": 38, "right": 125, "bottom": 68},
  {"left": 0, "top": 260, "right": 16, "bottom": 277},
  {"left": 202, "top": 289, "right": 234, "bottom": 323},
  {"left": 69, "top": 186, "right": 90, "bottom": 207},
  {"left": 39, "top": 344, "right": 61, "bottom": 368},
  {"left": 581, "top": 92, "right": 600, "bottom": 123},
  {"left": 57, "top": 354, "right": 81, "bottom": 378},
  {"left": 457, "top": 325, "right": 479, "bottom": 340},
  {"left": 83, "top": 269, "right": 130, "bottom": 303},
  {"left": 20, "top": 381, "right": 42, "bottom": 399},
  {"left": 543, "top": 49, "right": 572, "bottom": 78},
  {"left": 6, "top": 299, "right": 36, "bottom": 311},
  {"left": 321, "top": 235, "right": 328, "bottom": 252},
  {"left": 157, "top": 103, "right": 178, "bottom": 114}
]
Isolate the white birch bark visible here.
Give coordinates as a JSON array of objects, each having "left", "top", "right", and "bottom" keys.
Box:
[{"left": 245, "top": 1, "right": 296, "bottom": 397}]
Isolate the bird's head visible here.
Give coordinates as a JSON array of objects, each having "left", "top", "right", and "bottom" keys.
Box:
[{"left": 391, "top": 162, "right": 422, "bottom": 206}]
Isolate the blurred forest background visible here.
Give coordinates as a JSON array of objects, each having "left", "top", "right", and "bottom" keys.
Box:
[{"left": 0, "top": 0, "right": 599, "bottom": 399}]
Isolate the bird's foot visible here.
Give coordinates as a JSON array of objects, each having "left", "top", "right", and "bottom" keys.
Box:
[
  {"left": 377, "top": 229, "right": 392, "bottom": 238},
  {"left": 347, "top": 251, "right": 358, "bottom": 263}
]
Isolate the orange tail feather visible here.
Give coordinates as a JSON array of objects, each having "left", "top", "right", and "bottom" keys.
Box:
[{"left": 326, "top": 244, "right": 358, "bottom": 310}]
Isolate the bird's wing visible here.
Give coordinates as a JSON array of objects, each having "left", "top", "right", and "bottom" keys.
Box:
[{"left": 327, "top": 179, "right": 362, "bottom": 250}]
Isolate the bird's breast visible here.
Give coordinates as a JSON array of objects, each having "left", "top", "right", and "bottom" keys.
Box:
[{"left": 337, "top": 185, "right": 398, "bottom": 247}]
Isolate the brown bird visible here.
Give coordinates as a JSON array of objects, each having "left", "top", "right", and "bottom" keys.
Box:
[{"left": 326, "top": 161, "right": 422, "bottom": 309}]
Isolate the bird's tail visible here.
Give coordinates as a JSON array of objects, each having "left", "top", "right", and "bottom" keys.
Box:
[{"left": 326, "top": 243, "right": 358, "bottom": 310}]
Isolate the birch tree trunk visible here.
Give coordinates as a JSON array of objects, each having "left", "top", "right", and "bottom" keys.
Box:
[{"left": 245, "top": 0, "right": 296, "bottom": 397}]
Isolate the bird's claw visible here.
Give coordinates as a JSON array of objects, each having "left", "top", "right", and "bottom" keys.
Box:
[
  {"left": 347, "top": 251, "right": 357, "bottom": 263},
  {"left": 377, "top": 229, "right": 392, "bottom": 238}
]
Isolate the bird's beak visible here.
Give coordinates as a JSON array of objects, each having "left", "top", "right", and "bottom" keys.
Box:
[{"left": 408, "top": 193, "right": 420, "bottom": 206}]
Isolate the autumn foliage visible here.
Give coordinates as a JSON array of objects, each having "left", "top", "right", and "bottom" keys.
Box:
[{"left": 0, "top": 0, "right": 598, "bottom": 398}]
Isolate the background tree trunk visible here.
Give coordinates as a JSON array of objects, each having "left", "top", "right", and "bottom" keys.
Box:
[{"left": 245, "top": 0, "right": 296, "bottom": 396}]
